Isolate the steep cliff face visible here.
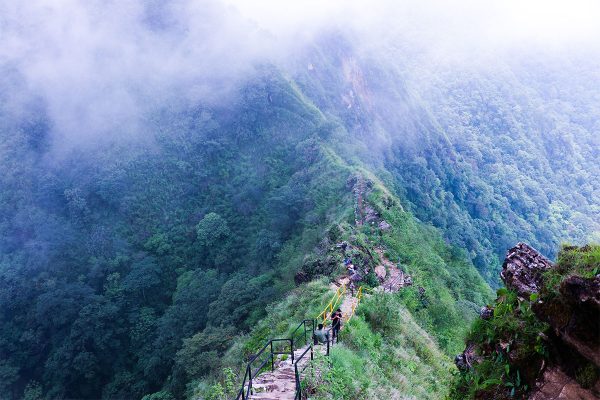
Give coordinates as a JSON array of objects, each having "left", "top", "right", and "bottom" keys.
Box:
[{"left": 451, "top": 243, "right": 600, "bottom": 400}]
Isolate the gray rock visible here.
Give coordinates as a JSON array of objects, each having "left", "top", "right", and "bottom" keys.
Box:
[{"left": 500, "top": 242, "right": 554, "bottom": 298}]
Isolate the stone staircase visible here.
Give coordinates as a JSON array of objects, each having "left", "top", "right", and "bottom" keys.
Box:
[
  {"left": 244, "top": 293, "right": 359, "bottom": 399},
  {"left": 244, "top": 343, "right": 330, "bottom": 400}
]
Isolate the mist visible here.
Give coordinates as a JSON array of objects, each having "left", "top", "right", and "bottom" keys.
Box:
[
  {"left": 2, "top": 3, "right": 600, "bottom": 399},
  {"left": 2, "top": 0, "right": 600, "bottom": 152}
]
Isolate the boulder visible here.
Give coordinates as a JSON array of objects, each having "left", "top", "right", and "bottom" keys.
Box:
[
  {"left": 294, "top": 271, "right": 310, "bottom": 285},
  {"left": 378, "top": 220, "right": 391, "bottom": 231},
  {"left": 501, "top": 242, "right": 555, "bottom": 298},
  {"left": 374, "top": 265, "right": 386, "bottom": 281},
  {"left": 363, "top": 206, "right": 379, "bottom": 223},
  {"left": 479, "top": 305, "right": 494, "bottom": 320}
]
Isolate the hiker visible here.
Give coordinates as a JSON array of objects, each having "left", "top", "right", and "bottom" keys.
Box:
[
  {"left": 331, "top": 308, "right": 342, "bottom": 341},
  {"left": 313, "top": 323, "right": 329, "bottom": 345},
  {"left": 349, "top": 280, "right": 356, "bottom": 296}
]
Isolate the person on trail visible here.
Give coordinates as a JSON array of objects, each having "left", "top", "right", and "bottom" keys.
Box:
[
  {"left": 331, "top": 308, "right": 342, "bottom": 341},
  {"left": 313, "top": 323, "right": 329, "bottom": 345}
]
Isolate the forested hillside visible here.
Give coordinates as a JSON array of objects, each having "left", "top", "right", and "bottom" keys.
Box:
[
  {"left": 290, "top": 39, "right": 600, "bottom": 281},
  {"left": 0, "top": 70, "right": 355, "bottom": 399},
  {"left": 1, "top": 2, "right": 600, "bottom": 399}
]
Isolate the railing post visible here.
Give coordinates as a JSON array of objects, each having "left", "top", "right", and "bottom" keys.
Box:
[
  {"left": 303, "top": 321, "right": 307, "bottom": 345},
  {"left": 270, "top": 341, "right": 274, "bottom": 372},
  {"left": 291, "top": 339, "right": 295, "bottom": 364},
  {"left": 294, "top": 363, "right": 300, "bottom": 400},
  {"left": 247, "top": 364, "right": 252, "bottom": 398}
]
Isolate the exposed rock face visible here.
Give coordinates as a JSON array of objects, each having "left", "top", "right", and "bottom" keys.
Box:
[
  {"left": 531, "top": 367, "right": 600, "bottom": 400},
  {"left": 456, "top": 243, "right": 600, "bottom": 399},
  {"left": 534, "top": 274, "right": 600, "bottom": 368},
  {"left": 501, "top": 242, "right": 555, "bottom": 298}
]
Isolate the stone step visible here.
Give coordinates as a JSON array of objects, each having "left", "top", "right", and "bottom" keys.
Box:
[{"left": 251, "top": 393, "right": 295, "bottom": 400}]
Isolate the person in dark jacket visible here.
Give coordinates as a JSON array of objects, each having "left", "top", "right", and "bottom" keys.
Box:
[{"left": 331, "top": 308, "right": 342, "bottom": 341}]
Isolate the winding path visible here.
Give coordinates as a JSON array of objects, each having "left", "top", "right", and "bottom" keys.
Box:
[{"left": 246, "top": 292, "right": 359, "bottom": 399}]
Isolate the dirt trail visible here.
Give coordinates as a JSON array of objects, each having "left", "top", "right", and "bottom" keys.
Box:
[
  {"left": 375, "top": 248, "right": 407, "bottom": 292},
  {"left": 340, "top": 292, "right": 358, "bottom": 323}
]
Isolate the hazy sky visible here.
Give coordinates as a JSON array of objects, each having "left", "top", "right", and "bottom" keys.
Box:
[
  {"left": 2, "top": 0, "right": 600, "bottom": 150},
  {"left": 226, "top": 0, "right": 600, "bottom": 48}
]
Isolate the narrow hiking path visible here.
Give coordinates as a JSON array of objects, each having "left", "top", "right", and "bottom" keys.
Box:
[
  {"left": 241, "top": 243, "right": 412, "bottom": 399},
  {"left": 245, "top": 291, "right": 360, "bottom": 399},
  {"left": 246, "top": 344, "right": 316, "bottom": 400},
  {"left": 375, "top": 247, "right": 411, "bottom": 292},
  {"left": 339, "top": 291, "right": 359, "bottom": 323}
]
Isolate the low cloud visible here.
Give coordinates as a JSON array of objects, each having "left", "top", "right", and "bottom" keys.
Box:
[{"left": 2, "top": 0, "right": 600, "bottom": 151}]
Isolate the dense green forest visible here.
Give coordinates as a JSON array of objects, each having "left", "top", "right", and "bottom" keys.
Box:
[
  {"left": 0, "top": 70, "right": 357, "bottom": 399},
  {"left": 1, "top": 17, "right": 599, "bottom": 400},
  {"left": 291, "top": 40, "right": 600, "bottom": 281}
]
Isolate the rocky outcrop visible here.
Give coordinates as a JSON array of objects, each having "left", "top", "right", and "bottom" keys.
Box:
[
  {"left": 479, "top": 305, "right": 494, "bottom": 320},
  {"left": 455, "top": 243, "right": 600, "bottom": 400},
  {"left": 534, "top": 274, "right": 600, "bottom": 368},
  {"left": 374, "top": 248, "right": 412, "bottom": 292},
  {"left": 378, "top": 220, "right": 391, "bottom": 231},
  {"left": 531, "top": 367, "right": 600, "bottom": 400},
  {"left": 295, "top": 256, "right": 339, "bottom": 285},
  {"left": 501, "top": 242, "right": 555, "bottom": 298},
  {"left": 454, "top": 343, "right": 479, "bottom": 371}
]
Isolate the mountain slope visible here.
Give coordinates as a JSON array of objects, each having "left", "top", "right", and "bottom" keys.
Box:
[{"left": 1, "top": 32, "right": 599, "bottom": 400}]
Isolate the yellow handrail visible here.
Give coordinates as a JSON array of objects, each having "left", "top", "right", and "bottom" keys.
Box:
[
  {"left": 347, "top": 286, "right": 364, "bottom": 322},
  {"left": 317, "top": 284, "right": 346, "bottom": 326}
]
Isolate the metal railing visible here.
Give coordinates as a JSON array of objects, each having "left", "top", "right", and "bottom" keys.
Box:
[
  {"left": 235, "top": 338, "right": 293, "bottom": 400},
  {"left": 347, "top": 286, "right": 364, "bottom": 322},
  {"left": 290, "top": 319, "right": 315, "bottom": 351},
  {"left": 294, "top": 343, "right": 314, "bottom": 400},
  {"left": 235, "top": 319, "right": 316, "bottom": 400},
  {"left": 234, "top": 283, "right": 368, "bottom": 400},
  {"left": 316, "top": 284, "right": 346, "bottom": 327}
]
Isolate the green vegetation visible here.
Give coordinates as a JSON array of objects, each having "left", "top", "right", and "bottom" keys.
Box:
[
  {"left": 450, "top": 244, "right": 599, "bottom": 399},
  {"left": 364, "top": 185, "right": 493, "bottom": 354},
  {"left": 449, "top": 287, "right": 549, "bottom": 399},
  {"left": 191, "top": 279, "right": 333, "bottom": 399},
  {"left": 295, "top": 44, "right": 600, "bottom": 281},
  {"left": 313, "top": 295, "right": 452, "bottom": 399},
  {"left": 1, "top": 34, "right": 599, "bottom": 400},
  {"left": 194, "top": 178, "right": 493, "bottom": 399},
  {"left": 0, "top": 73, "right": 353, "bottom": 399},
  {"left": 199, "top": 284, "right": 457, "bottom": 400},
  {"left": 545, "top": 244, "right": 600, "bottom": 293}
]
